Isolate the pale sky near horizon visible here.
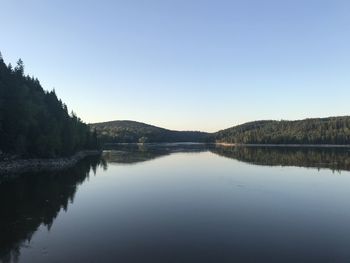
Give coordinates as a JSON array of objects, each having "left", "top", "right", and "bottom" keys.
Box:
[{"left": 1, "top": 0, "right": 349, "bottom": 132}]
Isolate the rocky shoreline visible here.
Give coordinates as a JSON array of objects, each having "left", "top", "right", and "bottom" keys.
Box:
[{"left": 0, "top": 150, "right": 102, "bottom": 175}]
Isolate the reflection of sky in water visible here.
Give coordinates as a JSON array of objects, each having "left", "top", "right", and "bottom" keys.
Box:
[{"left": 2, "top": 148, "right": 350, "bottom": 263}]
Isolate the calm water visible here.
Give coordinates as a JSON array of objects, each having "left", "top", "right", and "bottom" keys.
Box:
[{"left": 2, "top": 144, "right": 350, "bottom": 263}]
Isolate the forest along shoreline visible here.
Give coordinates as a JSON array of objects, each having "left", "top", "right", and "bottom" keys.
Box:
[
  {"left": 0, "top": 150, "right": 101, "bottom": 175},
  {"left": 215, "top": 143, "right": 350, "bottom": 148},
  {"left": 0, "top": 54, "right": 101, "bottom": 175}
]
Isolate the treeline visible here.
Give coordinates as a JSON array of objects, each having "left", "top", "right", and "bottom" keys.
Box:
[
  {"left": 90, "top": 120, "right": 210, "bottom": 143},
  {"left": 92, "top": 118, "right": 350, "bottom": 145},
  {"left": 0, "top": 52, "right": 99, "bottom": 158},
  {"left": 215, "top": 117, "right": 350, "bottom": 145}
]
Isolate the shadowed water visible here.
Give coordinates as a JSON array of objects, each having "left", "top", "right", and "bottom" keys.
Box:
[{"left": 2, "top": 144, "right": 350, "bottom": 263}]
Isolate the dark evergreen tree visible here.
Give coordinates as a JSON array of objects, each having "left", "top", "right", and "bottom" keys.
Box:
[{"left": 0, "top": 53, "right": 99, "bottom": 158}]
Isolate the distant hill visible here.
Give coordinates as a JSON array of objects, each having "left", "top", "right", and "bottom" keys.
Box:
[
  {"left": 91, "top": 116, "right": 350, "bottom": 145},
  {"left": 214, "top": 116, "right": 350, "bottom": 145},
  {"left": 90, "top": 120, "right": 210, "bottom": 143}
]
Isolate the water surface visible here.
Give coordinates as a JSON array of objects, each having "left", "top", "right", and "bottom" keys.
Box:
[{"left": 2, "top": 145, "right": 350, "bottom": 263}]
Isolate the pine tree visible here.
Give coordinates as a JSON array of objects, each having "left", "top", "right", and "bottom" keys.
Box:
[
  {"left": 0, "top": 52, "right": 99, "bottom": 158},
  {"left": 15, "top": 59, "right": 24, "bottom": 75}
]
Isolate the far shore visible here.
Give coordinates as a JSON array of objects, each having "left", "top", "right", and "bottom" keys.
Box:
[
  {"left": 0, "top": 150, "right": 102, "bottom": 175},
  {"left": 104, "top": 142, "right": 350, "bottom": 148},
  {"left": 215, "top": 143, "right": 350, "bottom": 148}
]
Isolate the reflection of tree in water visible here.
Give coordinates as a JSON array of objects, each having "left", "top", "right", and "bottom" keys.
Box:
[
  {"left": 211, "top": 146, "right": 350, "bottom": 172},
  {"left": 103, "top": 143, "right": 208, "bottom": 164},
  {"left": 104, "top": 144, "right": 350, "bottom": 172},
  {"left": 2, "top": 145, "right": 349, "bottom": 262},
  {"left": 0, "top": 156, "right": 106, "bottom": 263},
  {"left": 103, "top": 144, "right": 170, "bottom": 164}
]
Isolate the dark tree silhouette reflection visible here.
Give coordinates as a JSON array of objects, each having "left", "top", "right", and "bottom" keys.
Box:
[
  {"left": 0, "top": 156, "right": 106, "bottom": 263},
  {"left": 211, "top": 146, "right": 350, "bottom": 172},
  {"left": 104, "top": 144, "right": 350, "bottom": 172},
  {"left": 103, "top": 143, "right": 208, "bottom": 164},
  {"left": 2, "top": 145, "right": 350, "bottom": 262}
]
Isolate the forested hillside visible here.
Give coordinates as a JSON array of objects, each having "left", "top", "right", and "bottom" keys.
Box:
[
  {"left": 214, "top": 117, "right": 350, "bottom": 145},
  {"left": 90, "top": 120, "right": 210, "bottom": 143},
  {"left": 92, "top": 117, "right": 350, "bottom": 145},
  {"left": 0, "top": 53, "right": 99, "bottom": 158}
]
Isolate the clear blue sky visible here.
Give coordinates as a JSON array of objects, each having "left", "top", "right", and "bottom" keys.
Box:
[{"left": 1, "top": 0, "right": 349, "bottom": 132}]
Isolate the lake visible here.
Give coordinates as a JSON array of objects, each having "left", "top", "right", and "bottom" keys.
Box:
[{"left": 1, "top": 144, "right": 350, "bottom": 263}]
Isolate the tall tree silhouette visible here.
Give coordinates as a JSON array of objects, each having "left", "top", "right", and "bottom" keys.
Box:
[{"left": 0, "top": 52, "right": 99, "bottom": 158}]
